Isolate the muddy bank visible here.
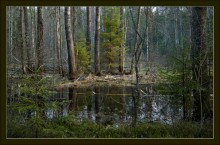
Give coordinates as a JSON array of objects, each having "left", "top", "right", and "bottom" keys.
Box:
[{"left": 57, "top": 73, "right": 161, "bottom": 88}]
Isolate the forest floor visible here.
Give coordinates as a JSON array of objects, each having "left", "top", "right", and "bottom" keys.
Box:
[{"left": 56, "top": 72, "right": 162, "bottom": 88}]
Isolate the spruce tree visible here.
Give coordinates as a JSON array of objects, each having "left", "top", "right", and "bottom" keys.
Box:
[{"left": 101, "top": 7, "right": 124, "bottom": 74}]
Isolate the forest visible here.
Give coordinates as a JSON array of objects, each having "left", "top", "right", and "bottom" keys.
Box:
[{"left": 6, "top": 6, "right": 213, "bottom": 138}]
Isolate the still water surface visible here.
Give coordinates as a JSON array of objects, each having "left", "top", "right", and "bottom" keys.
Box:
[{"left": 47, "top": 85, "right": 183, "bottom": 126}]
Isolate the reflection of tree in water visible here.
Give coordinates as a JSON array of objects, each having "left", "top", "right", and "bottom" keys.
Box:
[
  {"left": 148, "top": 95, "right": 183, "bottom": 124},
  {"left": 94, "top": 86, "right": 115, "bottom": 125},
  {"left": 145, "top": 85, "right": 153, "bottom": 122},
  {"left": 64, "top": 85, "right": 186, "bottom": 125},
  {"left": 131, "top": 87, "right": 139, "bottom": 127},
  {"left": 68, "top": 87, "right": 78, "bottom": 111},
  {"left": 57, "top": 88, "right": 64, "bottom": 117},
  {"left": 87, "top": 94, "right": 92, "bottom": 120},
  {"left": 94, "top": 86, "right": 100, "bottom": 123},
  {"left": 130, "top": 85, "right": 184, "bottom": 124},
  {"left": 119, "top": 86, "right": 126, "bottom": 122}
]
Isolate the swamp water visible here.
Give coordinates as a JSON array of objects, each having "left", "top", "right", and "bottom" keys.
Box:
[
  {"left": 47, "top": 85, "right": 183, "bottom": 126},
  {"left": 7, "top": 84, "right": 213, "bottom": 138}
]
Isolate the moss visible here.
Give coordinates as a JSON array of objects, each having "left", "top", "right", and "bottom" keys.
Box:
[{"left": 7, "top": 118, "right": 213, "bottom": 138}]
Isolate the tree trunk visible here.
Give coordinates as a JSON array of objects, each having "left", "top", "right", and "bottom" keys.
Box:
[
  {"left": 71, "top": 7, "right": 77, "bottom": 71},
  {"left": 147, "top": 7, "right": 153, "bottom": 62},
  {"left": 174, "top": 7, "right": 179, "bottom": 56},
  {"left": 119, "top": 6, "right": 124, "bottom": 74},
  {"left": 129, "top": 7, "right": 145, "bottom": 112},
  {"left": 191, "top": 7, "right": 210, "bottom": 122},
  {"left": 94, "top": 6, "right": 101, "bottom": 76},
  {"left": 23, "top": 7, "right": 31, "bottom": 71},
  {"left": 145, "top": 7, "right": 149, "bottom": 63},
  {"left": 86, "top": 6, "right": 92, "bottom": 52},
  {"left": 59, "top": 15, "right": 64, "bottom": 76},
  {"left": 21, "top": 7, "right": 26, "bottom": 74},
  {"left": 134, "top": 7, "right": 141, "bottom": 91},
  {"left": 7, "top": 7, "right": 11, "bottom": 63},
  {"left": 30, "top": 7, "right": 34, "bottom": 69},
  {"left": 130, "top": 7, "right": 141, "bottom": 75},
  {"left": 36, "top": 6, "right": 44, "bottom": 73},
  {"left": 31, "top": 7, "right": 36, "bottom": 69},
  {"left": 56, "top": 7, "right": 62, "bottom": 75},
  {"left": 163, "top": 9, "right": 167, "bottom": 54},
  {"left": 149, "top": 7, "right": 153, "bottom": 50},
  {"left": 10, "top": 7, "right": 13, "bottom": 64},
  {"left": 65, "top": 6, "right": 76, "bottom": 80},
  {"left": 86, "top": 6, "right": 92, "bottom": 72},
  {"left": 179, "top": 7, "right": 184, "bottom": 51}
]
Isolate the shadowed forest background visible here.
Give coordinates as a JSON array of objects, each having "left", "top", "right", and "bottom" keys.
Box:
[{"left": 6, "top": 6, "right": 213, "bottom": 138}]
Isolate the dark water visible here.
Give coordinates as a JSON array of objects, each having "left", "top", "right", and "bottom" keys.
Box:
[{"left": 47, "top": 85, "right": 183, "bottom": 126}]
